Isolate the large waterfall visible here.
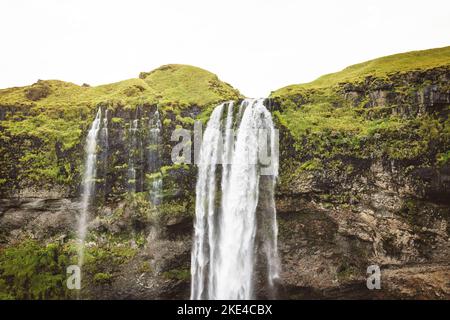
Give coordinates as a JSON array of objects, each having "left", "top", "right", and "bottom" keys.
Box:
[
  {"left": 191, "top": 99, "right": 280, "bottom": 300},
  {"left": 77, "top": 108, "right": 102, "bottom": 269}
]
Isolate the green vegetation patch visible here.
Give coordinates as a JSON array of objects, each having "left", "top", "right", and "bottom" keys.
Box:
[
  {"left": 0, "top": 240, "right": 72, "bottom": 300},
  {"left": 0, "top": 64, "right": 241, "bottom": 195},
  {"left": 162, "top": 268, "right": 190, "bottom": 281},
  {"left": 272, "top": 46, "right": 450, "bottom": 96}
]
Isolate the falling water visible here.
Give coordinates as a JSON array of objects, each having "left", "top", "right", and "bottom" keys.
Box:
[
  {"left": 100, "top": 109, "right": 109, "bottom": 192},
  {"left": 128, "top": 118, "right": 139, "bottom": 192},
  {"left": 191, "top": 103, "right": 225, "bottom": 299},
  {"left": 77, "top": 108, "right": 102, "bottom": 269},
  {"left": 221, "top": 101, "right": 234, "bottom": 190},
  {"left": 148, "top": 110, "right": 162, "bottom": 205},
  {"left": 191, "top": 99, "right": 280, "bottom": 300}
]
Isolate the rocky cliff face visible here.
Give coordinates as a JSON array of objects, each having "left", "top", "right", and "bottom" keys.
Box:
[
  {"left": 0, "top": 49, "right": 449, "bottom": 299},
  {"left": 271, "top": 65, "right": 450, "bottom": 299}
]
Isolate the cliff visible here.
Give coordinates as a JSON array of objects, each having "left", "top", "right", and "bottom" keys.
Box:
[
  {"left": 0, "top": 47, "right": 449, "bottom": 299},
  {"left": 270, "top": 46, "right": 450, "bottom": 298}
]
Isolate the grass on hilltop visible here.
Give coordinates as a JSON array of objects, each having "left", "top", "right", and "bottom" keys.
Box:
[
  {"left": 0, "top": 64, "right": 241, "bottom": 111},
  {"left": 271, "top": 46, "right": 450, "bottom": 181},
  {"left": 272, "top": 46, "right": 450, "bottom": 98},
  {"left": 0, "top": 64, "right": 241, "bottom": 192}
]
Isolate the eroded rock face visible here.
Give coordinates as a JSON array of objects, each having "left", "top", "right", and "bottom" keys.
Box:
[
  {"left": 342, "top": 68, "right": 450, "bottom": 115},
  {"left": 0, "top": 67, "right": 449, "bottom": 299},
  {"left": 0, "top": 197, "right": 77, "bottom": 244},
  {"left": 270, "top": 67, "right": 450, "bottom": 299},
  {"left": 275, "top": 196, "right": 449, "bottom": 299}
]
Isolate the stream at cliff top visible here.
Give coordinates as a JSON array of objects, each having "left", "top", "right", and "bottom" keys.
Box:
[{"left": 191, "top": 98, "right": 280, "bottom": 300}]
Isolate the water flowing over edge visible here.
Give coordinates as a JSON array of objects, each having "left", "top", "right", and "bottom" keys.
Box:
[
  {"left": 76, "top": 107, "right": 164, "bottom": 288},
  {"left": 191, "top": 98, "right": 280, "bottom": 300},
  {"left": 77, "top": 108, "right": 102, "bottom": 269}
]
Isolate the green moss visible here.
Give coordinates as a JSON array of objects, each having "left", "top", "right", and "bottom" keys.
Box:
[
  {"left": 162, "top": 268, "right": 190, "bottom": 281},
  {"left": 437, "top": 150, "right": 450, "bottom": 166},
  {"left": 0, "top": 106, "right": 86, "bottom": 191},
  {"left": 158, "top": 199, "right": 190, "bottom": 218},
  {"left": 111, "top": 117, "right": 123, "bottom": 124},
  {"left": 139, "top": 64, "right": 241, "bottom": 108},
  {"left": 83, "top": 244, "right": 137, "bottom": 275},
  {"left": 274, "top": 89, "right": 447, "bottom": 162},
  {"left": 125, "top": 192, "right": 154, "bottom": 219},
  {"left": 272, "top": 49, "right": 450, "bottom": 194},
  {"left": 160, "top": 163, "right": 189, "bottom": 176},
  {"left": 299, "top": 158, "right": 322, "bottom": 171},
  {"left": 0, "top": 64, "right": 241, "bottom": 194},
  {"left": 272, "top": 46, "right": 450, "bottom": 95},
  {"left": 139, "top": 261, "right": 153, "bottom": 274},
  {"left": 336, "top": 262, "right": 358, "bottom": 281},
  {"left": 176, "top": 114, "right": 195, "bottom": 125},
  {"left": 163, "top": 118, "right": 172, "bottom": 126},
  {"left": 93, "top": 272, "right": 113, "bottom": 284},
  {"left": 0, "top": 240, "right": 71, "bottom": 300}
]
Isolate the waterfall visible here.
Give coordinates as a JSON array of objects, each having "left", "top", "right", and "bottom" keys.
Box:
[
  {"left": 148, "top": 110, "right": 162, "bottom": 206},
  {"left": 100, "top": 109, "right": 109, "bottom": 194},
  {"left": 191, "top": 99, "right": 280, "bottom": 300},
  {"left": 77, "top": 108, "right": 102, "bottom": 269},
  {"left": 128, "top": 118, "right": 139, "bottom": 192},
  {"left": 191, "top": 103, "right": 225, "bottom": 299}
]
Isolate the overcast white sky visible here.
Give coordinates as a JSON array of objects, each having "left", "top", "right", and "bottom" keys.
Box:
[{"left": 0, "top": 0, "right": 449, "bottom": 97}]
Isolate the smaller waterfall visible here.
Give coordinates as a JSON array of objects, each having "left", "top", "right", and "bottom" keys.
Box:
[
  {"left": 101, "top": 109, "right": 109, "bottom": 151},
  {"left": 100, "top": 109, "right": 109, "bottom": 193},
  {"left": 148, "top": 110, "right": 162, "bottom": 206},
  {"left": 77, "top": 108, "right": 102, "bottom": 269},
  {"left": 128, "top": 118, "right": 139, "bottom": 192}
]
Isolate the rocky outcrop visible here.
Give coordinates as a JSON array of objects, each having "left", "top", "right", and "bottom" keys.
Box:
[
  {"left": 0, "top": 56, "right": 449, "bottom": 299},
  {"left": 271, "top": 66, "right": 450, "bottom": 299}
]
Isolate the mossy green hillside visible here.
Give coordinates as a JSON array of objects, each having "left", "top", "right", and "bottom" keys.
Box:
[
  {"left": 0, "top": 64, "right": 241, "bottom": 109},
  {"left": 0, "top": 240, "right": 72, "bottom": 299},
  {"left": 0, "top": 64, "right": 241, "bottom": 194},
  {"left": 272, "top": 46, "right": 450, "bottom": 97},
  {"left": 271, "top": 47, "right": 450, "bottom": 195},
  {"left": 0, "top": 239, "right": 141, "bottom": 299},
  {"left": 139, "top": 64, "right": 241, "bottom": 107}
]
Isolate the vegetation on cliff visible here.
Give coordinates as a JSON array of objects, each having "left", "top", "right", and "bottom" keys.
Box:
[
  {"left": 0, "top": 64, "right": 240, "bottom": 109},
  {"left": 270, "top": 47, "right": 450, "bottom": 199},
  {"left": 272, "top": 46, "right": 450, "bottom": 94},
  {"left": 0, "top": 240, "right": 71, "bottom": 299},
  {"left": 1, "top": 47, "right": 449, "bottom": 300},
  {"left": 0, "top": 64, "right": 241, "bottom": 195}
]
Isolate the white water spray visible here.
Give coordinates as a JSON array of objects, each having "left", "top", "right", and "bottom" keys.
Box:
[
  {"left": 191, "top": 99, "right": 280, "bottom": 300},
  {"left": 128, "top": 118, "right": 139, "bottom": 191},
  {"left": 149, "top": 110, "right": 162, "bottom": 205},
  {"left": 191, "top": 103, "right": 225, "bottom": 299}
]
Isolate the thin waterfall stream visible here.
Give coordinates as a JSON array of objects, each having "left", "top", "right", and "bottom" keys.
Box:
[
  {"left": 76, "top": 107, "right": 165, "bottom": 292},
  {"left": 77, "top": 108, "right": 102, "bottom": 271},
  {"left": 148, "top": 110, "right": 162, "bottom": 206}
]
